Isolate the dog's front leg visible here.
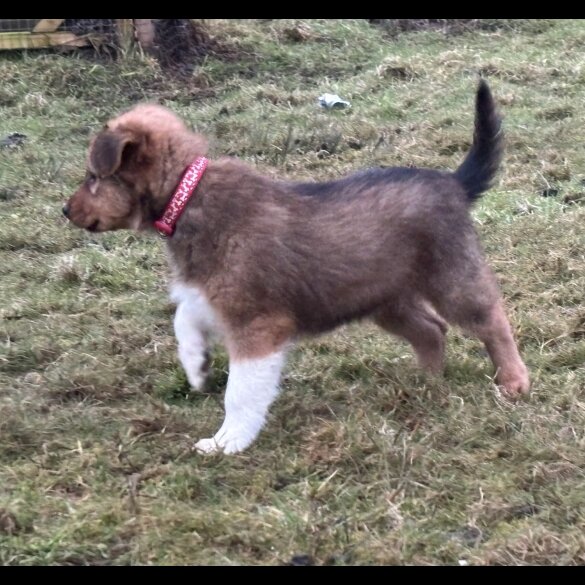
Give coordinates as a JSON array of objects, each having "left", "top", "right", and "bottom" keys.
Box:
[
  {"left": 174, "top": 302, "right": 209, "bottom": 391},
  {"left": 194, "top": 350, "right": 286, "bottom": 454},
  {"left": 171, "top": 284, "right": 217, "bottom": 392}
]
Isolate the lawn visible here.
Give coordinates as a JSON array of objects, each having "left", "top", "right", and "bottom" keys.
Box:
[{"left": 1, "top": 19, "right": 584, "bottom": 565}]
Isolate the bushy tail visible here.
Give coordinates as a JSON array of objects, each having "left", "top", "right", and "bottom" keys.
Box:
[{"left": 454, "top": 79, "right": 503, "bottom": 202}]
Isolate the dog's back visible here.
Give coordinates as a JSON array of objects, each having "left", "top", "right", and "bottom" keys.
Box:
[{"left": 290, "top": 78, "right": 502, "bottom": 205}]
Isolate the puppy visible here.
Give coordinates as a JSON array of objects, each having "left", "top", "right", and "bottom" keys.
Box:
[{"left": 64, "top": 80, "right": 530, "bottom": 454}]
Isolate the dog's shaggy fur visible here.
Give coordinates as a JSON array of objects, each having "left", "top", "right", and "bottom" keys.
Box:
[{"left": 64, "top": 80, "right": 530, "bottom": 454}]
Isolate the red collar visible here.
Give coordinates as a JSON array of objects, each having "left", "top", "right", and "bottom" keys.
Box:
[{"left": 153, "top": 156, "right": 209, "bottom": 237}]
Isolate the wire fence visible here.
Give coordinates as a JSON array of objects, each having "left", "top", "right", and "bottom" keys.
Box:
[{"left": 0, "top": 19, "right": 209, "bottom": 66}]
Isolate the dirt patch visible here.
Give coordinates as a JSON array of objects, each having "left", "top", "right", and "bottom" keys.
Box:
[
  {"left": 150, "top": 20, "right": 254, "bottom": 75},
  {"left": 0, "top": 509, "right": 22, "bottom": 535}
]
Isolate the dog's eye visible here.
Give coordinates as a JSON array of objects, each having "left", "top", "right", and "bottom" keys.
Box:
[{"left": 87, "top": 174, "right": 97, "bottom": 184}]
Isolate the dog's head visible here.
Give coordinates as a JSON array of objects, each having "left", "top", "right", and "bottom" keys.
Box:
[{"left": 63, "top": 104, "right": 208, "bottom": 232}]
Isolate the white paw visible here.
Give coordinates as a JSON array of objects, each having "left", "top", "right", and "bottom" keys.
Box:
[
  {"left": 178, "top": 346, "right": 210, "bottom": 392},
  {"left": 216, "top": 434, "right": 253, "bottom": 454},
  {"left": 194, "top": 437, "right": 221, "bottom": 454},
  {"left": 186, "top": 369, "right": 206, "bottom": 392},
  {"left": 215, "top": 424, "right": 257, "bottom": 454},
  {"left": 194, "top": 426, "right": 257, "bottom": 455}
]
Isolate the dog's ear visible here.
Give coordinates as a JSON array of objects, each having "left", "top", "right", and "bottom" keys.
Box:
[{"left": 89, "top": 130, "right": 138, "bottom": 178}]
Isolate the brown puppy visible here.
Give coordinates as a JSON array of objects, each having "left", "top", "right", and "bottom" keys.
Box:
[{"left": 64, "top": 80, "right": 529, "bottom": 454}]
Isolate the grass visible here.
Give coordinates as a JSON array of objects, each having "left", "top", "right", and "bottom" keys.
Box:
[{"left": 1, "top": 18, "right": 585, "bottom": 565}]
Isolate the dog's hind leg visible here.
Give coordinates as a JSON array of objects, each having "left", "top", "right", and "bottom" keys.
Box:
[
  {"left": 171, "top": 284, "right": 217, "bottom": 392},
  {"left": 450, "top": 298, "right": 529, "bottom": 397},
  {"left": 427, "top": 263, "right": 530, "bottom": 397},
  {"left": 373, "top": 298, "right": 447, "bottom": 374}
]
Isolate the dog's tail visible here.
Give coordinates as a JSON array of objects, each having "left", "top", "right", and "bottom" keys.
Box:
[{"left": 454, "top": 79, "right": 503, "bottom": 202}]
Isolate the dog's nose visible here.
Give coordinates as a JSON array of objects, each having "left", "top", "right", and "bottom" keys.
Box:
[{"left": 62, "top": 204, "right": 70, "bottom": 218}]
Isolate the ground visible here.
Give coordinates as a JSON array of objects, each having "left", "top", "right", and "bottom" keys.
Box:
[{"left": 1, "top": 19, "right": 585, "bottom": 565}]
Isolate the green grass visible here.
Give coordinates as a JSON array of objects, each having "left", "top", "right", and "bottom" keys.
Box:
[{"left": 1, "top": 19, "right": 585, "bottom": 565}]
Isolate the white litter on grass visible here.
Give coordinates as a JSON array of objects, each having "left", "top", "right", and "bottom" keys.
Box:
[{"left": 318, "top": 93, "right": 351, "bottom": 109}]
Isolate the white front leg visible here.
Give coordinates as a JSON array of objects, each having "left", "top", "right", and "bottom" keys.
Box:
[
  {"left": 195, "top": 350, "right": 286, "bottom": 454},
  {"left": 171, "top": 283, "right": 219, "bottom": 392}
]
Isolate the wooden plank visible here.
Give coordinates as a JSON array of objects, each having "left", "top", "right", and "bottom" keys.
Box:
[
  {"left": 32, "top": 19, "right": 65, "bottom": 33},
  {"left": 115, "top": 19, "right": 134, "bottom": 52},
  {"left": 134, "top": 19, "right": 155, "bottom": 50},
  {"left": 0, "top": 19, "right": 40, "bottom": 32},
  {"left": 0, "top": 31, "right": 88, "bottom": 50}
]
